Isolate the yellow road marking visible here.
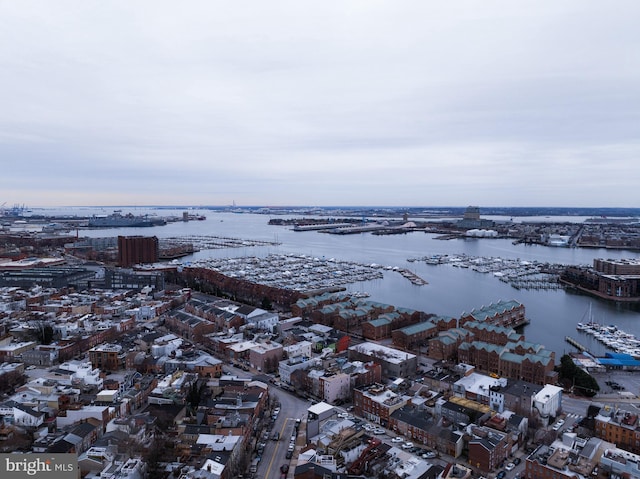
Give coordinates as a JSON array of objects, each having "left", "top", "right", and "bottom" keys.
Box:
[{"left": 264, "top": 418, "right": 291, "bottom": 478}]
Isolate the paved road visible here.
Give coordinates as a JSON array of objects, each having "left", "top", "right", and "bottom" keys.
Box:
[{"left": 222, "top": 362, "right": 311, "bottom": 479}]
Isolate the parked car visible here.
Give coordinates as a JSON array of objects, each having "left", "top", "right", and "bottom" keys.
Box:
[
  {"left": 505, "top": 463, "right": 515, "bottom": 471},
  {"left": 391, "top": 437, "right": 404, "bottom": 443},
  {"left": 421, "top": 451, "right": 436, "bottom": 459},
  {"left": 513, "top": 457, "right": 521, "bottom": 465},
  {"left": 374, "top": 428, "right": 385, "bottom": 435},
  {"left": 280, "top": 464, "right": 289, "bottom": 474},
  {"left": 496, "top": 472, "right": 506, "bottom": 479},
  {"left": 402, "top": 442, "right": 414, "bottom": 450}
]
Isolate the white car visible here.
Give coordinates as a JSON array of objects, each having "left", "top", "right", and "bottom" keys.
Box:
[
  {"left": 505, "top": 463, "right": 515, "bottom": 471},
  {"left": 373, "top": 428, "right": 385, "bottom": 435},
  {"left": 391, "top": 437, "right": 404, "bottom": 443},
  {"left": 402, "top": 442, "right": 414, "bottom": 450},
  {"left": 421, "top": 451, "right": 436, "bottom": 459}
]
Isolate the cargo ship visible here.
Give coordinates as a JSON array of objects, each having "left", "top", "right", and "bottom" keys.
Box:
[{"left": 88, "top": 210, "right": 166, "bottom": 228}]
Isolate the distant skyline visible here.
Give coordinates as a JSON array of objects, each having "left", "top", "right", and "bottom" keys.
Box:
[{"left": 1, "top": 2, "right": 639, "bottom": 208}]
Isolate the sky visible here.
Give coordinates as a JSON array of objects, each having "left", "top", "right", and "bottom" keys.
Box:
[{"left": 1, "top": 1, "right": 639, "bottom": 208}]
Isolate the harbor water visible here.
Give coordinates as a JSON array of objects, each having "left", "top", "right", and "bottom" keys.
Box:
[{"left": 48, "top": 207, "right": 640, "bottom": 359}]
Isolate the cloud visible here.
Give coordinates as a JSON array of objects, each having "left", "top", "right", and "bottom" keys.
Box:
[{"left": 1, "top": 1, "right": 639, "bottom": 207}]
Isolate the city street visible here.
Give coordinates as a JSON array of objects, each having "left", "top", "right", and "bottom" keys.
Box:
[{"left": 223, "top": 363, "right": 311, "bottom": 479}]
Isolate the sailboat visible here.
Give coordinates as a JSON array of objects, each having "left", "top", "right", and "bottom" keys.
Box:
[{"left": 576, "top": 303, "right": 596, "bottom": 331}]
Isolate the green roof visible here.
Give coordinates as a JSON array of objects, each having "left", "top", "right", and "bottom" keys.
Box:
[
  {"left": 367, "top": 318, "right": 392, "bottom": 327},
  {"left": 399, "top": 321, "right": 436, "bottom": 335},
  {"left": 466, "top": 300, "right": 522, "bottom": 321}
]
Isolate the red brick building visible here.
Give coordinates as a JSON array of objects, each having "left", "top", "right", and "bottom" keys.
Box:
[
  {"left": 117, "top": 236, "right": 159, "bottom": 267},
  {"left": 459, "top": 300, "right": 526, "bottom": 329}
]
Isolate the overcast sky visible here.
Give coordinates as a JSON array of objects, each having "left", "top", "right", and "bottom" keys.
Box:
[{"left": 1, "top": 1, "right": 639, "bottom": 208}]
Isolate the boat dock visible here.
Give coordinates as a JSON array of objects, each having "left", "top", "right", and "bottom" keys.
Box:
[
  {"left": 160, "top": 235, "right": 280, "bottom": 251},
  {"left": 576, "top": 322, "right": 640, "bottom": 358},
  {"left": 293, "top": 223, "right": 352, "bottom": 231},
  {"left": 565, "top": 336, "right": 590, "bottom": 353},
  {"left": 397, "top": 268, "right": 428, "bottom": 285},
  {"left": 414, "top": 253, "right": 565, "bottom": 291}
]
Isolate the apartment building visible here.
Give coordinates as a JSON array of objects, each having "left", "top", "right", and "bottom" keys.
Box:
[
  {"left": 348, "top": 342, "right": 417, "bottom": 379},
  {"left": 353, "top": 384, "right": 408, "bottom": 427}
]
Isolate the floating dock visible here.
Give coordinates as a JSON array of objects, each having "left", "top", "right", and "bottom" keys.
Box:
[{"left": 565, "top": 336, "right": 590, "bottom": 353}]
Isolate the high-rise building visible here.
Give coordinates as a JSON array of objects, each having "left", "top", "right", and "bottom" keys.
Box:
[{"left": 117, "top": 236, "right": 159, "bottom": 267}]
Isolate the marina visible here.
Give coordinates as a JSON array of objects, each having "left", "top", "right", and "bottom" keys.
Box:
[
  {"left": 188, "top": 253, "right": 398, "bottom": 292},
  {"left": 409, "top": 253, "right": 567, "bottom": 291},
  {"left": 42, "top": 208, "right": 640, "bottom": 357},
  {"left": 161, "top": 234, "right": 280, "bottom": 251},
  {"left": 576, "top": 321, "right": 640, "bottom": 359}
]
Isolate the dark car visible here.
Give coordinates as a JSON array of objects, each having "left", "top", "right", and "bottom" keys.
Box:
[
  {"left": 513, "top": 457, "right": 521, "bottom": 465},
  {"left": 280, "top": 464, "right": 289, "bottom": 474},
  {"left": 285, "top": 450, "right": 293, "bottom": 459},
  {"left": 496, "top": 472, "right": 506, "bottom": 479}
]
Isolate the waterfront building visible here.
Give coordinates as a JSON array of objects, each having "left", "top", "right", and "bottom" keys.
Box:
[
  {"left": 428, "top": 328, "right": 472, "bottom": 361},
  {"left": 459, "top": 300, "right": 526, "bottom": 329},
  {"left": 457, "top": 206, "right": 494, "bottom": 229},
  {"left": 457, "top": 339, "right": 556, "bottom": 385},
  {"left": 291, "top": 292, "right": 351, "bottom": 317},
  {"left": 562, "top": 258, "right": 640, "bottom": 302},
  {"left": 461, "top": 321, "right": 523, "bottom": 346},
  {"left": 594, "top": 258, "right": 640, "bottom": 275},
  {"left": 391, "top": 319, "right": 438, "bottom": 350},
  {"left": 362, "top": 314, "right": 395, "bottom": 341}
]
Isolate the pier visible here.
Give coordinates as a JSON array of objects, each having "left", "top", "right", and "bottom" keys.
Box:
[
  {"left": 566, "top": 336, "right": 590, "bottom": 353},
  {"left": 397, "top": 268, "right": 428, "bottom": 285},
  {"left": 416, "top": 253, "right": 565, "bottom": 291}
]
